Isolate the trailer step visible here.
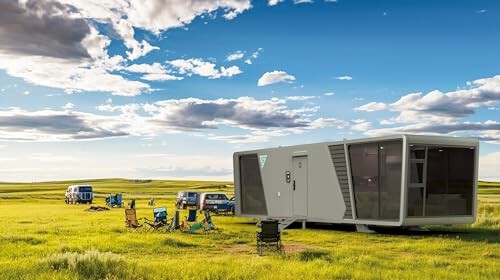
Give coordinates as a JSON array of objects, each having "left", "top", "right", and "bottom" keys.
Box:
[{"left": 278, "top": 218, "right": 300, "bottom": 231}]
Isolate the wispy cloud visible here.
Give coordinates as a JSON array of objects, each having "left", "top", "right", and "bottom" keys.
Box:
[
  {"left": 226, "top": 50, "right": 245, "bottom": 61},
  {"left": 334, "top": 75, "right": 353, "bottom": 81},
  {"left": 268, "top": 0, "right": 284, "bottom": 6}
]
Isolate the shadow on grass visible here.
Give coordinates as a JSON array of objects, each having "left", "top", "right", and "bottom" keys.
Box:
[
  {"left": 287, "top": 222, "right": 500, "bottom": 243},
  {"left": 367, "top": 225, "right": 499, "bottom": 244}
]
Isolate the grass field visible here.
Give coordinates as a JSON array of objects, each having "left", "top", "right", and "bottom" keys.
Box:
[{"left": 0, "top": 179, "right": 498, "bottom": 279}]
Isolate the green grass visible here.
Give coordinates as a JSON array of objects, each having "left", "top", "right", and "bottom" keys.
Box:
[{"left": 0, "top": 179, "right": 498, "bottom": 279}]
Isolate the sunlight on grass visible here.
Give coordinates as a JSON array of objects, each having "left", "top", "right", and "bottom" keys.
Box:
[{"left": 0, "top": 179, "right": 498, "bottom": 279}]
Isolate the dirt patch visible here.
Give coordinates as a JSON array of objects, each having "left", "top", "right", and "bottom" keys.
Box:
[
  {"left": 282, "top": 243, "right": 314, "bottom": 253},
  {"left": 221, "top": 244, "right": 253, "bottom": 253},
  {"left": 85, "top": 206, "right": 110, "bottom": 212},
  {"left": 221, "top": 243, "right": 313, "bottom": 254}
]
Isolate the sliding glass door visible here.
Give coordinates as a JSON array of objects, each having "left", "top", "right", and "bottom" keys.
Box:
[
  {"left": 407, "top": 146, "right": 474, "bottom": 217},
  {"left": 349, "top": 140, "right": 403, "bottom": 220}
]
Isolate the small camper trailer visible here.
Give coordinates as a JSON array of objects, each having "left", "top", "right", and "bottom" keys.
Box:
[{"left": 233, "top": 135, "right": 479, "bottom": 231}]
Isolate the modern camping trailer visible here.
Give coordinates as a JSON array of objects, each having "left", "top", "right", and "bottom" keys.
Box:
[{"left": 233, "top": 135, "right": 479, "bottom": 231}]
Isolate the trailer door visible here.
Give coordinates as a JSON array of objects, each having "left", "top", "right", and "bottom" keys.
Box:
[{"left": 292, "top": 156, "right": 308, "bottom": 217}]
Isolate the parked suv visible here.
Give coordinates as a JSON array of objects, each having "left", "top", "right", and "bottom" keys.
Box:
[
  {"left": 65, "top": 185, "right": 93, "bottom": 204},
  {"left": 176, "top": 191, "right": 200, "bottom": 209},
  {"left": 199, "top": 192, "right": 234, "bottom": 214}
]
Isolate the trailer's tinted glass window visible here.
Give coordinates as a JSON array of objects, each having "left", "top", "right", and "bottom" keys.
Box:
[
  {"left": 409, "top": 163, "right": 424, "bottom": 184},
  {"left": 407, "top": 188, "right": 423, "bottom": 216},
  {"left": 349, "top": 143, "right": 379, "bottom": 219},
  {"left": 378, "top": 141, "right": 402, "bottom": 220},
  {"left": 239, "top": 154, "right": 267, "bottom": 215},
  {"left": 426, "top": 147, "right": 474, "bottom": 216},
  {"left": 349, "top": 140, "right": 402, "bottom": 220}
]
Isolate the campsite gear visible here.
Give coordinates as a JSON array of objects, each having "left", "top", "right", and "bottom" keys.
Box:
[
  {"left": 203, "top": 210, "right": 217, "bottom": 232},
  {"left": 125, "top": 208, "right": 142, "bottom": 231},
  {"left": 179, "top": 209, "right": 202, "bottom": 233},
  {"left": 148, "top": 198, "right": 155, "bottom": 206},
  {"left": 144, "top": 207, "right": 167, "bottom": 232},
  {"left": 168, "top": 210, "right": 180, "bottom": 232},
  {"left": 186, "top": 209, "right": 197, "bottom": 222},
  {"left": 129, "top": 199, "right": 136, "bottom": 209},
  {"left": 256, "top": 220, "right": 282, "bottom": 255},
  {"left": 105, "top": 193, "right": 123, "bottom": 208},
  {"left": 234, "top": 135, "right": 479, "bottom": 231},
  {"left": 188, "top": 221, "right": 203, "bottom": 233},
  {"left": 180, "top": 220, "right": 203, "bottom": 233},
  {"left": 85, "top": 206, "right": 110, "bottom": 212}
]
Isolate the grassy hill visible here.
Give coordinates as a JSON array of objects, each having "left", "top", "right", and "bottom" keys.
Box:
[{"left": 0, "top": 179, "right": 498, "bottom": 279}]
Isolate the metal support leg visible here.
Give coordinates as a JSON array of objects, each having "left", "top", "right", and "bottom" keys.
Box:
[
  {"left": 356, "top": 224, "right": 375, "bottom": 233},
  {"left": 301, "top": 220, "right": 306, "bottom": 229}
]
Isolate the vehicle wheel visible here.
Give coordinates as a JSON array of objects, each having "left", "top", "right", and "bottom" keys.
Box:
[{"left": 183, "top": 204, "right": 187, "bottom": 209}]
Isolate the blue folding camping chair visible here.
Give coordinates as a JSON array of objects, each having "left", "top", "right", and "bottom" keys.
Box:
[
  {"left": 144, "top": 207, "right": 167, "bottom": 232},
  {"left": 203, "top": 210, "right": 218, "bottom": 232}
]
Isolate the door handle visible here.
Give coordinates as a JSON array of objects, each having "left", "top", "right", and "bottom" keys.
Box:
[{"left": 293, "top": 180, "right": 296, "bottom": 191}]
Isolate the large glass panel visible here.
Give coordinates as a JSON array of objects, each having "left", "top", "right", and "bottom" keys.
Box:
[
  {"left": 407, "top": 188, "right": 424, "bottom": 216},
  {"left": 379, "top": 141, "right": 402, "bottom": 220},
  {"left": 407, "top": 146, "right": 426, "bottom": 217},
  {"left": 409, "top": 162, "right": 424, "bottom": 184},
  {"left": 426, "top": 147, "right": 474, "bottom": 216},
  {"left": 239, "top": 154, "right": 268, "bottom": 215},
  {"left": 349, "top": 143, "right": 379, "bottom": 219}
]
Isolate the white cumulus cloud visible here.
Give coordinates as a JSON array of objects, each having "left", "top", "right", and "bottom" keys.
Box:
[
  {"left": 167, "top": 58, "right": 242, "bottom": 79},
  {"left": 257, "top": 70, "right": 296, "bottom": 86}
]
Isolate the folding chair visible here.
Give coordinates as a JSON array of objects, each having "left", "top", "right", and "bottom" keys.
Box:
[
  {"left": 144, "top": 207, "right": 167, "bottom": 232},
  {"left": 168, "top": 209, "right": 180, "bottom": 232},
  {"left": 125, "top": 208, "right": 143, "bottom": 231},
  {"left": 202, "top": 210, "right": 217, "bottom": 232},
  {"left": 256, "top": 220, "right": 282, "bottom": 255}
]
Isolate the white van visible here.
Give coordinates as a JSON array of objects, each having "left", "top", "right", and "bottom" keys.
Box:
[{"left": 65, "top": 185, "right": 93, "bottom": 204}]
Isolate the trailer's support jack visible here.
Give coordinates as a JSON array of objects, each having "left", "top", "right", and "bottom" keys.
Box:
[
  {"left": 408, "top": 226, "right": 430, "bottom": 232},
  {"left": 301, "top": 220, "right": 306, "bottom": 229},
  {"left": 355, "top": 224, "right": 375, "bottom": 233}
]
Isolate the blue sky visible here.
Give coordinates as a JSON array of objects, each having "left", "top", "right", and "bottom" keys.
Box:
[{"left": 0, "top": 0, "right": 499, "bottom": 181}]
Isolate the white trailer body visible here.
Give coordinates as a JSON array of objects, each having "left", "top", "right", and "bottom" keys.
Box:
[{"left": 233, "top": 135, "right": 479, "bottom": 227}]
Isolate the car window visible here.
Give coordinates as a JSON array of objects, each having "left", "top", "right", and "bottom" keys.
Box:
[
  {"left": 79, "top": 187, "right": 92, "bottom": 192},
  {"left": 187, "top": 193, "right": 197, "bottom": 198},
  {"left": 205, "top": 194, "right": 227, "bottom": 200}
]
